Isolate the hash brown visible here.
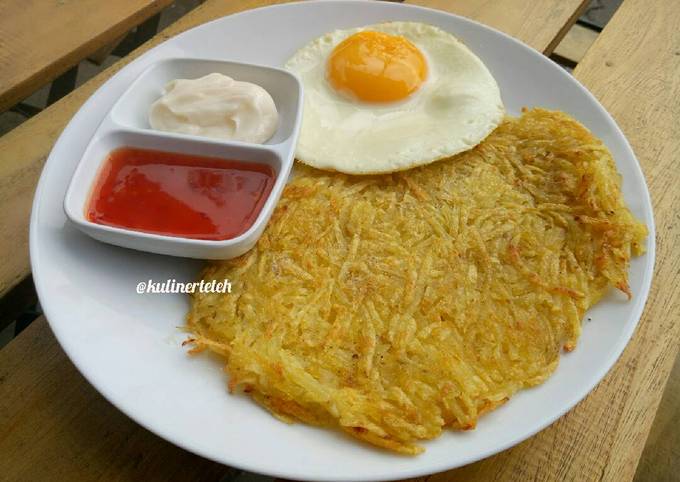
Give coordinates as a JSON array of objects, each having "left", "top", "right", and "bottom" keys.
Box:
[{"left": 186, "top": 109, "right": 647, "bottom": 454}]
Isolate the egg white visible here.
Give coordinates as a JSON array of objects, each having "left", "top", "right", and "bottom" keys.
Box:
[{"left": 285, "top": 22, "right": 505, "bottom": 174}]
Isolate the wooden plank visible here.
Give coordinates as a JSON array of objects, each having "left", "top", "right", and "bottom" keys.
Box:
[
  {"left": 634, "top": 352, "right": 680, "bottom": 481},
  {"left": 553, "top": 23, "right": 599, "bottom": 65},
  {"left": 0, "top": 316, "right": 234, "bottom": 481},
  {"left": 404, "top": 0, "right": 588, "bottom": 54},
  {"left": 0, "top": 0, "right": 172, "bottom": 112},
  {"left": 405, "top": 1, "right": 680, "bottom": 481}
]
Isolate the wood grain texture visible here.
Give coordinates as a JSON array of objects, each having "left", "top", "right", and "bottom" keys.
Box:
[
  {"left": 405, "top": 0, "right": 680, "bottom": 480},
  {"left": 404, "top": 0, "right": 588, "bottom": 54},
  {"left": 634, "top": 352, "right": 680, "bottom": 482},
  {"left": 0, "top": 316, "right": 233, "bottom": 482},
  {"left": 0, "top": 0, "right": 172, "bottom": 111}
]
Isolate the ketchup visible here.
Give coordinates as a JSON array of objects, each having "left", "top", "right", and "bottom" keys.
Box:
[{"left": 87, "top": 147, "right": 274, "bottom": 240}]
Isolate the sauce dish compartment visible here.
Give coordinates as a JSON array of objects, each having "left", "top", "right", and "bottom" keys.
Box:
[
  {"left": 64, "top": 128, "right": 293, "bottom": 259},
  {"left": 110, "top": 57, "right": 303, "bottom": 145}
]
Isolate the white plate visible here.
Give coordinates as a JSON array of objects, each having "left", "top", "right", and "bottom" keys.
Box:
[{"left": 30, "top": 1, "right": 655, "bottom": 480}]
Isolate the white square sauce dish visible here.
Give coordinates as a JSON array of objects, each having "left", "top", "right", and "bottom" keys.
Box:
[{"left": 63, "top": 58, "right": 303, "bottom": 259}]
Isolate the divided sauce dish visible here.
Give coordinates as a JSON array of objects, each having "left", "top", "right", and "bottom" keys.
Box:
[{"left": 64, "top": 58, "right": 303, "bottom": 259}]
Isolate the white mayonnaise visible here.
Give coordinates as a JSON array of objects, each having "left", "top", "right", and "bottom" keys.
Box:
[{"left": 148, "top": 73, "right": 279, "bottom": 144}]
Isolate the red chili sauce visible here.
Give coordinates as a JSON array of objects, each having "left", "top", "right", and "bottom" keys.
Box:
[{"left": 87, "top": 147, "right": 275, "bottom": 240}]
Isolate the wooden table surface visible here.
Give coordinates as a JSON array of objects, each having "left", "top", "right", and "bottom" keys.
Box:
[
  {"left": 1, "top": 0, "right": 679, "bottom": 481},
  {"left": 0, "top": 0, "right": 172, "bottom": 112}
]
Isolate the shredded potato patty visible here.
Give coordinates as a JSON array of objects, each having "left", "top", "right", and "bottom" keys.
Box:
[{"left": 186, "top": 109, "right": 647, "bottom": 454}]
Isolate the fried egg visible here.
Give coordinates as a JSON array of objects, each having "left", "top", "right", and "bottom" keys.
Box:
[{"left": 285, "top": 22, "right": 505, "bottom": 174}]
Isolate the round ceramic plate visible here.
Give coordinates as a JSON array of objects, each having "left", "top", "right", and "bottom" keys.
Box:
[{"left": 30, "top": 1, "right": 655, "bottom": 480}]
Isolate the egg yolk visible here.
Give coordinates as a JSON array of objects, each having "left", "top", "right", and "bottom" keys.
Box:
[{"left": 327, "top": 31, "right": 428, "bottom": 103}]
